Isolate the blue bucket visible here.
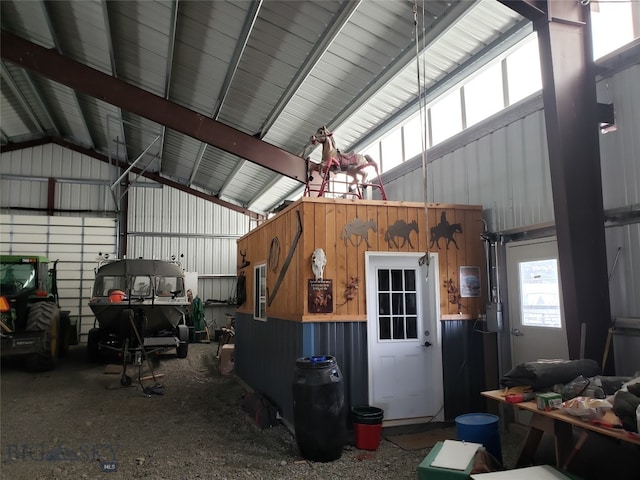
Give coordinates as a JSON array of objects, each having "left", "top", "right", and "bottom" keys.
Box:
[{"left": 455, "top": 413, "right": 502, "bottom": 464}]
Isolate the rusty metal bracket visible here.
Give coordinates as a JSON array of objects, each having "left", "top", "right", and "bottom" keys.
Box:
[{"left": 267, "top": 210, "right": 302, "bottom": 306}]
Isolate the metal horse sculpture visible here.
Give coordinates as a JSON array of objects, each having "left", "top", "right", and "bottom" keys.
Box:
[
  {"left": 309, "top": 126, "right": 379, "bottom": 191},
  {"left": 429, "top": 222, "right": 463, "bottom": 250},
  {"left": 385, "top": 220, "right": 419, "bottom": 249}
]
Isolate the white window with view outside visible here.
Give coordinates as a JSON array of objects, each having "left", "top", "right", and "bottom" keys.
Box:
[{"left": 518, "top": 259, "right": 561, "bottom": 328}]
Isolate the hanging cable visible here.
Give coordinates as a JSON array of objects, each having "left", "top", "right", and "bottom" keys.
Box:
[{"left": 414, "top": 0, "right": 430, "bottom": 276}]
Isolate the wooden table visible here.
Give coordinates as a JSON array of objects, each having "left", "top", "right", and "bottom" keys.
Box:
[{"left": 482, "top": 390, "right": 640, "bottom": 469}]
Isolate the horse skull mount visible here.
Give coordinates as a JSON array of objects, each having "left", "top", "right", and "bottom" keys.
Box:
[
  {"left": 311, "top": 248, "right": 327, "bottom": 280},
  {"left": 385, "top": 219, "right": 419, "bottom": 249},
  {"left": 309, "top": 126, "right": 379, "bottom": 191},
  {"left": 429, "top": 211, "right": 463, "bottom": 250}
]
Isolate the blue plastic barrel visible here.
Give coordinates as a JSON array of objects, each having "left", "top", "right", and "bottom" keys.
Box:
[{"left": 455, "top": 413, "right": 502, "bottom": 463}]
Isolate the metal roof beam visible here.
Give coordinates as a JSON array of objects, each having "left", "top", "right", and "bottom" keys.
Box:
[
  {"left": 1, "top": 31, "right": 307, "bottom": 183},
  {"left": 499, "top": 0, "right": 546, "bottom": 22},
  {"left": 46, "top": 137, "right": 260, "bottom": 219}
]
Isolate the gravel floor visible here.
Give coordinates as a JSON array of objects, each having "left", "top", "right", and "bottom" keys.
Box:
[{"left": 1, "top": 343, "right": 521, "bottom": 480}]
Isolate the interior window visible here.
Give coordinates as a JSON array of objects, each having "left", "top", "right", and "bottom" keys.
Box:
[{"left": 254, "top": 264, "right": 266, "bottom": 321}]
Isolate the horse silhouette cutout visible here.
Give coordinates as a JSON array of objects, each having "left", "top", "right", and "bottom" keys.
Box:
[
  {"left": 384, "top": 220, "right": 419, "bottom": 249},
  {"left": 309, "top": 126, "right": 379, "bottom": 191},
  {"left": 341, "top": 218, "right": 377, "bottom": 248},
  {"left": 430, "top": 217, "right": 463, "bottom": 250}
]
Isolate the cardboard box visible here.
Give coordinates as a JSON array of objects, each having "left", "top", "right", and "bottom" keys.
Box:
[
  {"left": 220, "top": 344, "right": 235, "bottom": 376},
  {"left": 536, "top": 392, "right": 562, "bottom": 411}
]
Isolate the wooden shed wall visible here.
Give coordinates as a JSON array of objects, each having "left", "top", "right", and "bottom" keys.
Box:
[{"left": 237, "top": 197, "right": 485, "bottom": 321}]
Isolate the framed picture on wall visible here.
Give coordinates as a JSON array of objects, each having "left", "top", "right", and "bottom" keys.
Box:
[
  {"left": 308, "top": 279, "right": 333, "bottom": 313},
  {"left": 460, "top": 266, "right": 481, "bottom": 298}
]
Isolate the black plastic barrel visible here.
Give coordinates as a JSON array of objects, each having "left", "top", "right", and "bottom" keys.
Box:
[{"left": 292, "top": 355, "right": 346, "bottom": 462}]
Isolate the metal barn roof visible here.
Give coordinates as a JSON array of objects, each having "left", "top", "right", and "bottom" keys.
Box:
[{"left": 1, "top": 0, "right": 526, "bottom": 216}]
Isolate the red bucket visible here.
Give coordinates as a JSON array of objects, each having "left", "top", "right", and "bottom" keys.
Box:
[
  {"left": 354, "top": 422, "right": 382, "bottom": 451},
  {"left": 352, "top": 406, "right": 384, "bottom": 451}
]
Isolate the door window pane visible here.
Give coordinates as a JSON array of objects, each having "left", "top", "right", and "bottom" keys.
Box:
[
  {"left": 391, "top": 269, "right": 403, "bottom": 291},
  {"left": 393, "top": 317, "right": 405, "bottom": 339},
  {"left": 519, "top": 259, "right": 561, "bottom": 328},
  {"left": 379, "top": 317, "right": 391, "bottom": 340},
  {"left": 378, "top": 269, "right": 389, "bottom": 291},
  {"left": 406, "top": 317, "right": 418, "bottom": 339},
  {"left": 378, "top": 292, "right": 390, "bottom": 315},
  {"left": 392, "top": 293, "right": 404, "bottom": 315}
]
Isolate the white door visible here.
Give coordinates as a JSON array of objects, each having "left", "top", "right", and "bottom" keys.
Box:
[
  {"left": 506, "top": 238, "right": 569, "bottom": 367},
  {"left": 365, "top": 252, "right": 443, "bottom": 423}
]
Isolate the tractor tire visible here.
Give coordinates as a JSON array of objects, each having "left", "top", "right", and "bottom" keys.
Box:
[
  {"left": 87, "top": 328, "right": 102, "bottom": 363},
  {"left": 24, "top": 302, "right": 60, "bottom": 372},
  {"left": 176, "top": 324, "right": 189, "bottom": 359}
]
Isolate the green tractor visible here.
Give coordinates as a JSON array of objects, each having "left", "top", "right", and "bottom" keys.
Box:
[{"left": 0, "top": 255, "right": 78, "bottom": 371}]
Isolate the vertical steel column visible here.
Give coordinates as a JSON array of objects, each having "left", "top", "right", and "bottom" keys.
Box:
[{"left": 534, "top": 1, "right": 611, "bottom": 365}]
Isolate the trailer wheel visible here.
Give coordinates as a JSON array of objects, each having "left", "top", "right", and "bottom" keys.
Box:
[
  {"left": 25, "top": 302, "right": 60, "bottom": 371},
  {"left": 176, "top": 324, "right": 189, "bottom": 358},
  {"left": 87, "top": 327, "right": 102, "bottom": 362}
]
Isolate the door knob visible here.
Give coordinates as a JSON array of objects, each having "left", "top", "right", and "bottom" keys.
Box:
[
  {"left": 511, "top": 328, "right": 524, "bottom": 336},
  {"left": 424, "top": 341, "right": 432, "bottom": 347}
]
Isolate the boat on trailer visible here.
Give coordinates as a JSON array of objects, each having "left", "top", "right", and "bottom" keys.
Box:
[{"left": 87, "top": 257, "right": 191, "bottom": 384}]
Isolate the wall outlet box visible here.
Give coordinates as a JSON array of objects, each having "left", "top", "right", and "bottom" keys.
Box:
[{"left": 536, "top": 392, "right": 562, "bottom": 411}]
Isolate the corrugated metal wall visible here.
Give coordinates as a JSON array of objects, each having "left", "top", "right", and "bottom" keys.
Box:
[
  {"left": 234, "top": 313, "right": 369, "bottom": 426},
  {"left": 127, "top": 184, "right": 251, "bottom": 328},
  {"left": 311, "top": 321, "right": 369, "bottom": 421},
  {"left": 1, "top": 143, "right": 118, "bottom": 213},
  {"left": 382, "top": 98, "right": 552, "bottom": 232},
  {"left": 0, "top": 214, "right": 117, "bottom": 341},
  {"left": 1, "top": 143, "right": 253, "bottom": 332},
  {"left": 441, "top": 319, "right": 487, "bottom": 420},
  {"left": 381, "top": 61, "right": 640, "bottom": 318},
  {"left": 235, "top": 313, "right": 302, "bottom": 425}
]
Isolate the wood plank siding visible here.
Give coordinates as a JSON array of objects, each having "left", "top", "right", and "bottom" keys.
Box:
[{"left": 237, "top": 197, "right": 485, "bottom": 322}]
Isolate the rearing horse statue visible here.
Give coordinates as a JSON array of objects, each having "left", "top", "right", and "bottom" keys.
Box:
[{"left": 309, "top": 126, "right": 379, "bottom": 191}]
